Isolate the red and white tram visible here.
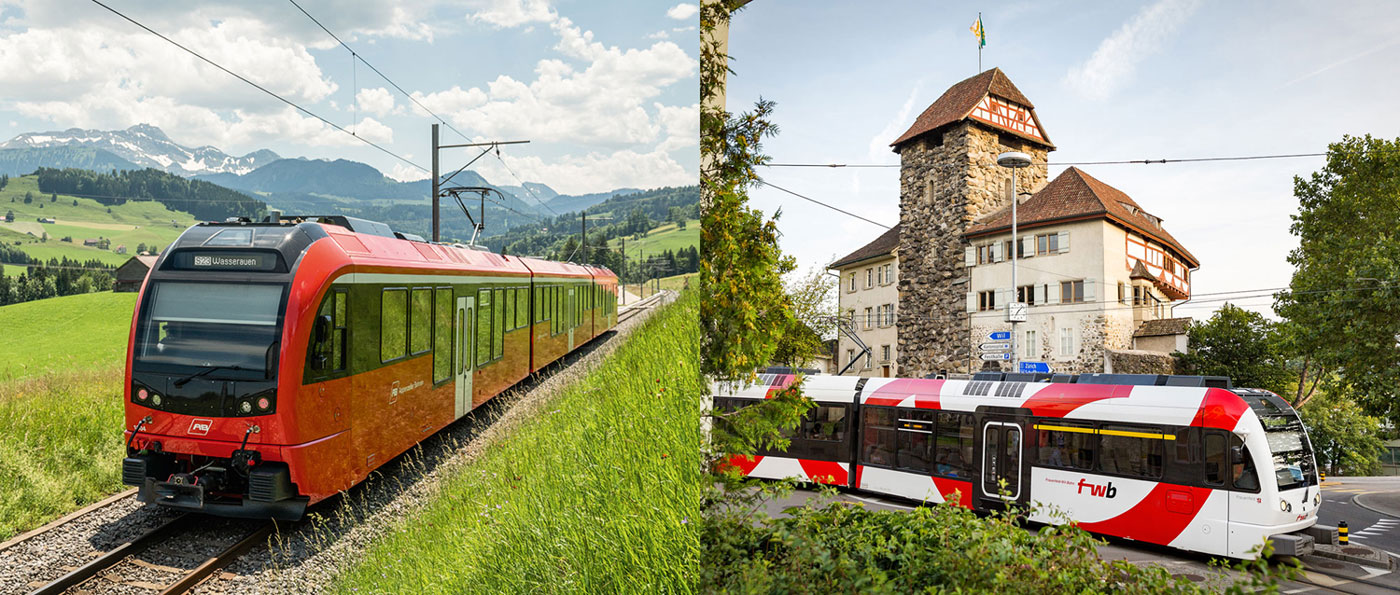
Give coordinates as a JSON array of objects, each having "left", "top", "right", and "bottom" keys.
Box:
[
  {"left": 715, "top": 372, "right": 1322, "bottom": 559},
  {"left": 122, "top": 215, "right": 618, "bottom": 519}
]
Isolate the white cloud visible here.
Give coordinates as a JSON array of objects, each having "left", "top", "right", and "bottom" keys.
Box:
[
  {"left": 388, "top": 162, "right": 431, "bottom": 182},
  {"left": 666, "top": 3, "right": 698, "bottom": 21},
  {"left": 350, "top": 116, "right": 394, "bottom": 144},
  {"left": 472, "top": 148, "right": 693, "bottom": 195},
  {"left": 356, "top": 87, "right": 399, "bottom": 117},
  {"left": 466, "top": 0, "right": 557, "bottom": 28},
  {"left": 1064, "top": 0, "right": 1201, "bottom": 100},
  {"left": 868, "top": 83, "right": 922, "bottom": 161},
  {"left": 647, "top": 30, "right": 670, "bottom": 40},
  {"left": 654, "top": 102, "right": 698, "bottom": 153}
]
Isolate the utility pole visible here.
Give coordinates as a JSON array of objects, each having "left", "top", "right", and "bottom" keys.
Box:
[
  {"left": 430, "top": 126, "right": 530, "bottom": 243},
  {"left": 581, "top": 212, "right": 586, "bottom": 264}
]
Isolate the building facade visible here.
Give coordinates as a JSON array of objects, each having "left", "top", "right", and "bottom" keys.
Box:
[
  {"left": 829, "top": 225, "right": 900, "bottom": 377},
  {"left": 872, "top": 68, "right": 1199, "bottom": 376}
]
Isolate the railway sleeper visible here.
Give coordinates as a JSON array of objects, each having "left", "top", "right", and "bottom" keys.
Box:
[{"left": 124, "top": 452, "right": 308, "bottom": 520}]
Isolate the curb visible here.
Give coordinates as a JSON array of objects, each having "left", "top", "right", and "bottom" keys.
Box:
[
  {"left": 1353, "top": 494, "right": 1400, "bottom": 520},
  {"left": 1312, "top": 544, "right": 1395, "bottom": 570}
]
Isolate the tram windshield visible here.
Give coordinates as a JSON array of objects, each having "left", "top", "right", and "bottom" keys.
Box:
[
  {"left": 1261, "top": 414, "right": 1315, "bottom": 491},
  {"left": 134, "top": 281, "right": 285, "bottom": 377}
]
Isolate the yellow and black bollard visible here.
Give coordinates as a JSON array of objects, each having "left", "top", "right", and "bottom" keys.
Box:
[{"left": 1339, "top": 520, "right": 1349, "bottom": 545}]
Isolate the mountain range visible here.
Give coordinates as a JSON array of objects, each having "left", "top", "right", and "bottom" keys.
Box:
[{"left": 0, "top": 124, "right": 643, "bottom": 220}]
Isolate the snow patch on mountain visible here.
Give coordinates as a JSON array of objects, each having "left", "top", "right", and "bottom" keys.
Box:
[{"left": 0, "top": 124, "right": 279, "bottom": 176}]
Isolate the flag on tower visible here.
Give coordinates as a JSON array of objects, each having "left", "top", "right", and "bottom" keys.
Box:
[{"left": 970, "top": 14, "right": 986, "bottom": 48}]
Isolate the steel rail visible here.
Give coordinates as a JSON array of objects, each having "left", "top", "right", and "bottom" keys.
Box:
[
  {"left": 29, "top": 513, "right": 189, "bottom": 595},
  {"left": 158, "top": 522, "right": 276, "bottom": 594}
]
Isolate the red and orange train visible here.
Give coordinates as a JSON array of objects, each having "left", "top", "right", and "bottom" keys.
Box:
[{"left": 122, "top": 215, "right": 617, "bottom": 519}]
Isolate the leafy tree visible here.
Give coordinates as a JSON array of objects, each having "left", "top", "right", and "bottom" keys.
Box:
[
  {"left": 23, "top": 191, "right": 32, "bottom": 204},
  {"left": 136, "top": 242, "right": 147, "bottom": 254},
  {"left": 1275, "top": 135, "right": 1400, "bottom": 420},
  {"left": 1301, "top": 390, "right": 1386, "bottom": 475},
  {"left": 3, "top": 210, "right": 12, "bottom": 222},
  {"left": 50, "top": 192, "right": 56, "bottom": 202},
  {"left": 771, "top": 267, "right": 838, "bottom": 368},
  {"left": 1175, "top": 304, "right": 1291, "bottom": 393}
]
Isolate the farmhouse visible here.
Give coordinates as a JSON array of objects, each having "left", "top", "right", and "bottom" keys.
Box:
[{"left": 115, "top": 255, "right": 158, "bottom": 292}]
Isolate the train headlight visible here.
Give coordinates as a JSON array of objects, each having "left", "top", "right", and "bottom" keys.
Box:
[
  {"left": 240, "top": 400, "right": 253, "bottom": 414},
  {"left": 1314, "top": 493, "right": 1321, "bottom": 507},
  {"left": 1279, "top": 499, "right": 1292, "bottom": 513},
  {"left": 151, "top": 393, "right": 162, "bottom": 406}
]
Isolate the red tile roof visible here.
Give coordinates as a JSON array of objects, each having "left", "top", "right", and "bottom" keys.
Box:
[
  {"left": 891, "top": 68, "right": 1053, "bottom": 149},
  {"left": 829, "top": 224, "right": 900, "bottom": 269},
  {"left": 964, "top": 167, "right": 1198, "bottom": 267}
]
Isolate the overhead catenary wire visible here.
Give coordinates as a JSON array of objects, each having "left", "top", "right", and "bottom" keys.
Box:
[
  {"left": 493, "top": 153, "right": 561, "bottom": 217},
  {"left": 88, "top": 0, "right": 429, "bottom": 175},
  {"left": 283, "top": 0, "right": 475, "bottom": 143},
  {"left": 758, "top": 180, "right": 892, "bottom": 229},
  {"left": 762, "top": 150, "right": 1363, "bottom": 169}
]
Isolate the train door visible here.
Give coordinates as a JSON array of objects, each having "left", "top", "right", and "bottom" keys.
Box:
[
  {"left": 454, "top": 296, "right": 474, "bottom": 418},
  {"left": 977, "top": 415, "right": 1029, "bottom": 510},
  {"left": 567, "top": 286, "right": 576, "bottom": 350}
]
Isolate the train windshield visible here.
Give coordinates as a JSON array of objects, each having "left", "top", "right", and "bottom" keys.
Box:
[
  {"left": 1261, "top": 415, "right": 1315, "bottom": 491},
  {"left": 134, "top": 281, "right": 285, "bottom": 377}
]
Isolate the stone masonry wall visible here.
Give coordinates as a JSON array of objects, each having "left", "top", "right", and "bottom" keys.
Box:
[{"left": 896, "top": 121, "right": 1048, "bottom": 376}]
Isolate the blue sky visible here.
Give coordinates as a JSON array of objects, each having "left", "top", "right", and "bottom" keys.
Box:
[
  {"left": 0, "top": 0, "right": 699, "bottom": 194},
  {"left": 727, "top": 0, "right": 1400, "bottom": 318}
]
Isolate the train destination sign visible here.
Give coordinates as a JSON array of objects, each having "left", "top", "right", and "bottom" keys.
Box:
[{"left": 171, "top": 251, "right": 280, "bottom": 272}]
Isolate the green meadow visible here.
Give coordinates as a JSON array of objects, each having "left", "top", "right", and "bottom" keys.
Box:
[
  {"left": 334, "top": 293, "right": 702, "bottom": 593},
  {"left": 0, "top": 291, "right": 138, "bottom": 380},
  {"left": 610, "top": 218, "right": 699, "bottom": 255}
]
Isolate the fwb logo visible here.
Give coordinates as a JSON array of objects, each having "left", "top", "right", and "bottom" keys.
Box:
[{"left": 1077, "top": 478, "right": 1117, "bottom": 498}]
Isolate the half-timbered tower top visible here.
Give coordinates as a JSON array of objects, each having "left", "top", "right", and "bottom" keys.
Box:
[{"left": 890, "top": 67, "right": 1054, "bottom": 150}]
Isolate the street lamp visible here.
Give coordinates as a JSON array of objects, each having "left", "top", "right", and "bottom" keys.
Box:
[{"left": 997, "top": 151, "right": 1033, "bottom": 371}]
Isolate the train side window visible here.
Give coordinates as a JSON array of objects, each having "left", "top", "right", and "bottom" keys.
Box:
[
  {"left": 533, "top": 286, "right": 542, "bottom": 324},
  {"left": 492, "top": 288, "right": 505, "bottom": 360},
  {"left": 1231, "top": 434, "right": 1259, "bottom": 492},
  {"left": 1163, "top": 427, "right": 1201, "bottom": 486},
  {"left": 896, "top": 410, "right": 935, "bottom": 473},
  {"left": 803, "top": 405, "right": 849, "bottom": 442},
  {"left": 860, "top": 407, "right": 898, "bottom": 467},
  {"left": 476, "top": 289, "right": 492, "bottom": 366},
  {"left": 503, "top": 288, "right": 515, "bottom": 331},
  {"left": 433, "top": 288, "right": 452, "bottom": 383},
  {"left": 410, "top": 288, "right": 432, "bottom": 355},
  {"left": 1204, "top": 431, "right": 1227, "bottom": 486},
  {"left": 380, "top": 288, "right": 407, "bottom": 363},
  {"left": 935, "top": 412, "right": 973, "bottom": 478},
  {"left": 332, "top": 290, "right": 346, "bottom": 371},
  {"left": 517, "top": 287, "right": 529, "bottom": 329},
  {"left": 1033, "top": 422, "right": 1094, "bottom": 470},
  {"left": 1098, "top": 425, "right": 1164, "bottom": 479}
]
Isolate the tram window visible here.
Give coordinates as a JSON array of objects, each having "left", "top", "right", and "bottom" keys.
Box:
[
  {"left": 1204, "top": 431, "right": 1227, "bottom": 486},
  {"left": 1163, "top": 427, "right": 1203, "bottom": 486},
  {"left": 1231, "top": 434, "right": 1259, "bottom": 491},
  {"left": 934, "top": 412, "right": 973, "bottom": 479},
  {"left": 410, "top": 288, "right": 432, "bottom": 355},
  {"left": 860, "top": 407, "right": 898, "bottom": 467},
  {"left": 476, "top": 289, "right": 492, "bottom": 366},
  {"left": 517, "top": 287, "right": 529, "bottom": 329},
  {"left": 380, "top": 288, "right": 407, "bottom": 363},
  {"left": 433, "top": 288, "right": 451, "bottom": 383},
  {"left": 802, "top": 405, "right": 848, "bottom": 442},
  {"left": 493, "top": 288, "right": 505, "bottom": 360},
  {"left": 896, "top": 410, "right": 935, "bottom": 473},
  {"left": 533, "top": 286, "right": 543, "bottom": 324},
  {"left": 504, "top": 288, "right": 515, "bottom": 331},
  {"left": 1033, "top": 422, "right": 1094, "bottom": 470},
  {"left": 1098, "top": 425, "right": 1164, "bottom": 479}
]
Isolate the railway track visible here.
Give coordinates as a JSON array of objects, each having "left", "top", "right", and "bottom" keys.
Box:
[
  {"left": 618, "top": 291, "right": 666, "bottom": 324},
  {"left": 28, "top": 515, "right": 275, "bottom": 595}
]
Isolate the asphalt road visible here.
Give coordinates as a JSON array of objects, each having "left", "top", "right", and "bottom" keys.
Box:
[{"left": 768, "top": 477, "right": 1400, "bottom": 593}]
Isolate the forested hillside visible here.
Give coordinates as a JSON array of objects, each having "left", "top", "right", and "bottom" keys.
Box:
[{"left": 36, "top": 167, "right": 264, "bottom": 221}]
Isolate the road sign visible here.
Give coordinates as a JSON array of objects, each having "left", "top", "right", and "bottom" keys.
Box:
[
  {"left": 980, "top": 352, "right": 1012, "bottom": 361},
  {"left": 1019, "top": 361, "right": 1051, "bottom": 374},
  {"left": 986, "top": 331, "right": 1011, "bottom": 341},
  {"left": 1005, "top": 302, "right": 1028, "bottom": 322},
  {"left": 979, "top": 342, "right": 1011, "bottom": 352}
]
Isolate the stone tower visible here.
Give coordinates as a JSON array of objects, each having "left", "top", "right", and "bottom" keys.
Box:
[{"left": 892, "top": 68, "right": 1054, "bottom": 376}]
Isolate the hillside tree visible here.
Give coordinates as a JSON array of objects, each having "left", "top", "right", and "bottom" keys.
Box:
[
  {"left": 1174, "top": 303, "right": 1291, "bottom": 394},
  {"left": 1300, "top": 390, "right": 1386, "bottom": 475},
  {"left": 1275, "top": 135, "right": 1400, "bottom": 420}
]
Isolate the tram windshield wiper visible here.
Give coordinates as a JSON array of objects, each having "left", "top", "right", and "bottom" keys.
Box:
[{"left": 172, "top": 365, "right": 251, "bottom": 387}]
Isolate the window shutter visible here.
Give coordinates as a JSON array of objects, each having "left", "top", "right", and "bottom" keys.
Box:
[
  {"left": 997, "top": 288, "right": 1012, "bottom": 306},
  {"left": 1084, "top": 279, "right": 1097, "bottom": 302},
  {"left": 1058, "top": 231, "right": 1070, "bottom": 254},
  {"left": 992, "top": 242, "right": 1004, "bottom": 262},
  {"left": 1045, "top": 283, "right": 1060, "bottom": 305},
  {"left": 1034, "top": 284, "right": 1046, "bottom": 305},
  {"left": 965, "top": 246, "right": 976, "bottom": 267},
  {"left": 1020, "top": 236, "right": 1033, "bottom": 258},
  {"left": 966, "top": 292, "right": 977, "bottom": 312}
]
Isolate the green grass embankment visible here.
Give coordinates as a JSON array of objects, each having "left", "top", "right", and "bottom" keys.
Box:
[
  {"left": 0, "top": 291, "right": 138, "bottom": 380},
  {"left": 334, "top": 293, "right": 702, "bottom": 593},
  {"left": 0, "top": 367, "right": 125, "bottom": 540}
]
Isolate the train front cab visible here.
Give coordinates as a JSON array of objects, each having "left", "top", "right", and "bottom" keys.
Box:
[{"left": 714, "top": 375, "right": 1321, "bottom": 560}]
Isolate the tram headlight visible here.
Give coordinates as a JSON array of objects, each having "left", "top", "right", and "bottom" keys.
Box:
[
  {"left": 240, "top": 400, "right": 253, "bottom": 414},
  {"left": 151, "top": 393, "right": 162, "bottom": 406},
  {"left": 1279, "top": 499, "right": 1292, "bottom": 513},
  {"left": 1314, "top": 493, "right": 1321, "bottom": 507}
]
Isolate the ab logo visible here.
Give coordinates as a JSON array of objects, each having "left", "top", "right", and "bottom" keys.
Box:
[{"left": 1076, "top": 478, "right": 1117, "bottom": 498}]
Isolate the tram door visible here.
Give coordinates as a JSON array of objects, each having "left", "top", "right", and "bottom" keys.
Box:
[
  {"left": 566, "top": 287, "right": 576, "bottom": 350},
  {"left": 978, "top": 419, "right": 1026, "bottom": 507},
  {"left": 454, "top": 296, "right": 474, "bottom": 418}
]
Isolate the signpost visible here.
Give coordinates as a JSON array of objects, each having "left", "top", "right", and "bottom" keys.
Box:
[
  {"left": 986, "top": 331, "right": 1011, "bottom": 341},
  {"left": 980, "top": 352, "right": 1012, "bottom": 361},
  {"left": 1019, "top": 361, "right": 1051, "bottom": 374},
  {"left": 979, "top": 342, "right": 1011, "bottom": 352}
]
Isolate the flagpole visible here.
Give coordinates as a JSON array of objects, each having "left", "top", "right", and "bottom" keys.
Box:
[{"left": 978, "top": 12, "right": 983, "bottom": 72}]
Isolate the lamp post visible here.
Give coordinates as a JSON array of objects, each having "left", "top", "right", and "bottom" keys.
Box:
[{"left": 997, "top": 151, "right": 1032, "bottom": 371}]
